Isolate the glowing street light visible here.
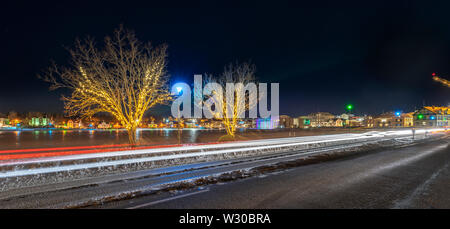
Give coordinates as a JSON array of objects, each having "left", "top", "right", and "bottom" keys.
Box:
[
  {"left": 176, "top": 86, "right": 183, "bottom": 94},
  {"left": 346, "top": 104, "right": 353, "bottom": 112}
]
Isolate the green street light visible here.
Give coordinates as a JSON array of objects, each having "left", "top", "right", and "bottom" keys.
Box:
[{"left": 346, "top": 104, "right": 353, "bottom": 112}]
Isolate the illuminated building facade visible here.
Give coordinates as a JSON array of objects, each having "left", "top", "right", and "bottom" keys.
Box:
[
  {"left": 373, "top": 113, "right": 402, "bottom": 128},
  {"left": 29, "top": 117, "right": 50, "bottom": 127},
  {"left": 0, "top": 118, "right": 10, "bottom": 127},
  {"left": 279, "top": 115, "right": 293, "bottom": 128},
  {"left": 256, "top": 117, "right": 279, "bottom": 129},
  {"left": 414, "top": 106, "right": 450, "bottom": 127},
  {"left": 308, "top": 112, "right": 335, "bottom": 127},
  {"left": 402, "top": 112, "right": 414, "bottom": 127}
]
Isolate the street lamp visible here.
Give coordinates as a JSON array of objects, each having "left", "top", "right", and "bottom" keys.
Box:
[
  {"left": 176, "top": 86, "right": 183, "bottom": 95},
  {"left": 346, "top": 104, "right": 353, "bottom": 113}
]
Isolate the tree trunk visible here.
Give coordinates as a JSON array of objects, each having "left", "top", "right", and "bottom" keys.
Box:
[
  {"left": 127, "top": 126, "right": 137, "bottom": 145},
  {"left": 225, "top": 125, "right": 235, "bottom": 137}
]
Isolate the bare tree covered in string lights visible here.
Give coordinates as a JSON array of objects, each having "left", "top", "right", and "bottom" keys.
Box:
[
  {"left": 195, "top": 62, "right": 260, "bottom": 140},
  {"left": 40, "top": 26, "right": 172, "bottom": 144}
]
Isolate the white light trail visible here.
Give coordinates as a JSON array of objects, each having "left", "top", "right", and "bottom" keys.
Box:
[{"left": 0, "top": 128, "right": 446, "bottom": 179}]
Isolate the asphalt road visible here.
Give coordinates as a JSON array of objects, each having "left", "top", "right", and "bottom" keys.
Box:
[{"left": 102, "top": 138, "right": 450, "bottom": 209}]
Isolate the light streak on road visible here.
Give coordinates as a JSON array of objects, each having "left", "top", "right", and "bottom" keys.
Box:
[
  {"left": 0, "top": 128, "right": 446, "bottom": 179},
  {"left": 2, "top": 128, "right": 442, "bottom": 163},
  {"left": 0, "top": 133, "right": 356, "bottom": 162}
]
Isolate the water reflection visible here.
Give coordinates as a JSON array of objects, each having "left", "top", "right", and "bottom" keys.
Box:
[
  {"left": 189, "top": 129, "right": 198, "bottom": 142},
  {"left": 136, "top": 129, "right": 141, "bottom": 141},
  {"left": 0, "top": 129, "right": 230, "bottom": 150},
  {"left": 33, "top": 131, "right": 40, "bottom": 140},
  {"left": 14, "top": 131, "right": 21, "bottom": 141}
]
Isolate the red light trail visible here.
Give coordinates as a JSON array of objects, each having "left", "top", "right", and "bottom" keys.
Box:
[{"left": 0, "top": 141, "right": 228, "bottom": 161}]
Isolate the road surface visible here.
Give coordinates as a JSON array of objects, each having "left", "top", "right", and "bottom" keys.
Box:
[{"left": 98, "top": 137, "right": 450, "bottom": 209}]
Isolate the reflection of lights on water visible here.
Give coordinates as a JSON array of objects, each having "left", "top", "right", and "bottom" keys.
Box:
[
  {"left": 14, "top": 131, "right": 21, "bottom": 139},
  {"left": 162, "top": 128, "right": 170, "bottom": 137},
  {"left": 136, "top": 131, "right": 141, "bottom": 140},
  {"left": 6, "top": 128, "right": 226, "bottom": 147},
  {"left": 33, "top": 130, "right": 40, "bottom": 140},
  {"left": 189, "top": 128, "right": 198, "bottom": 142}
]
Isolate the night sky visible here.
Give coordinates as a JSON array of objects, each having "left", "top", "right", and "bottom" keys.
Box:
[{"left": 1, "top": 1, "right": 450, "bottom": 117}]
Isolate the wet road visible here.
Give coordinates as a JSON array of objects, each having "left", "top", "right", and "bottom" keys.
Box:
[{"left": 108, "top": 138, "right": 450, "bottom": 209}]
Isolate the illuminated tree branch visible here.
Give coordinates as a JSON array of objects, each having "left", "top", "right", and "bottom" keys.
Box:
[
  {"left": 40, "top": 26, "right": 172, "bottom": 144},
  {"left": 433, "top": 75, "right": 450, "bottom": 87},
  {"left": 196, "top": 62, "right": 259, "bottom": 138}
]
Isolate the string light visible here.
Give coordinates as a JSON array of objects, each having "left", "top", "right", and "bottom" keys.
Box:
[{"left": 45, "top": 28, "right": 171, "bottom": 144}]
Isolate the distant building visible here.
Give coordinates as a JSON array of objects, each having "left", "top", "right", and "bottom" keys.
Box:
[
  {"left": 329, "top": 118, "right": 344, "bottom": 127},
  {"left": 29, "top": 117, "right": 50, "bottom": 127},
  {"left": 363, "top": 116, "right": 374, "bottom": 128},
  {"left": 279, "top": 115, "right": 293, "bottom": 128},
  {"left": 347, "top": 116, "right": 364, "bottom": 127},
  {"left": 402, "top": 112, "right": 414, "bottom": 127},
  {"left": 372, "top": 112, "right": 414, "bottom": 128},
  {"left": 373, "top": 112, "right": 403, "bottom": 128},
  {"left": 77, "top": 120, "right": 85, "bottom": 128},
  {"left": 308, "top": 112, "right": 335, "bottom": 127},
  {"left": 256, "top": 117, "right": 279, "bottom": 129},
  {"left": 98, "top": 122, "right": 110, "bottom": 129},
  {"left": 184, "top": 118, "right": 200, "bottom": 128},
  {"left": 292, "top": 118, "right": 299, "bottom": 128},
  {"left": 209, "top": 120, "right": 224, "bottom": 129},
  {"left": 337, "top": 113, "right": 354, "bottom": 120},
  {"left": 414, "top": 106, "right": 450, "bottom": 127},
  {"left": 296, "top": 116, "right": 311, "bottom": 128},
  {"left": 67, "top": 120, "right": 74, "bottom": 129},
  {"left": 0, "top": 118, "right": 10, "bottom": 127}
]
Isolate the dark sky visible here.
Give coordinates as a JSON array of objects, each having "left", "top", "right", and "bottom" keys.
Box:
[{"left": 1, "top": 1, "right": 450, "bottom": 117}]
